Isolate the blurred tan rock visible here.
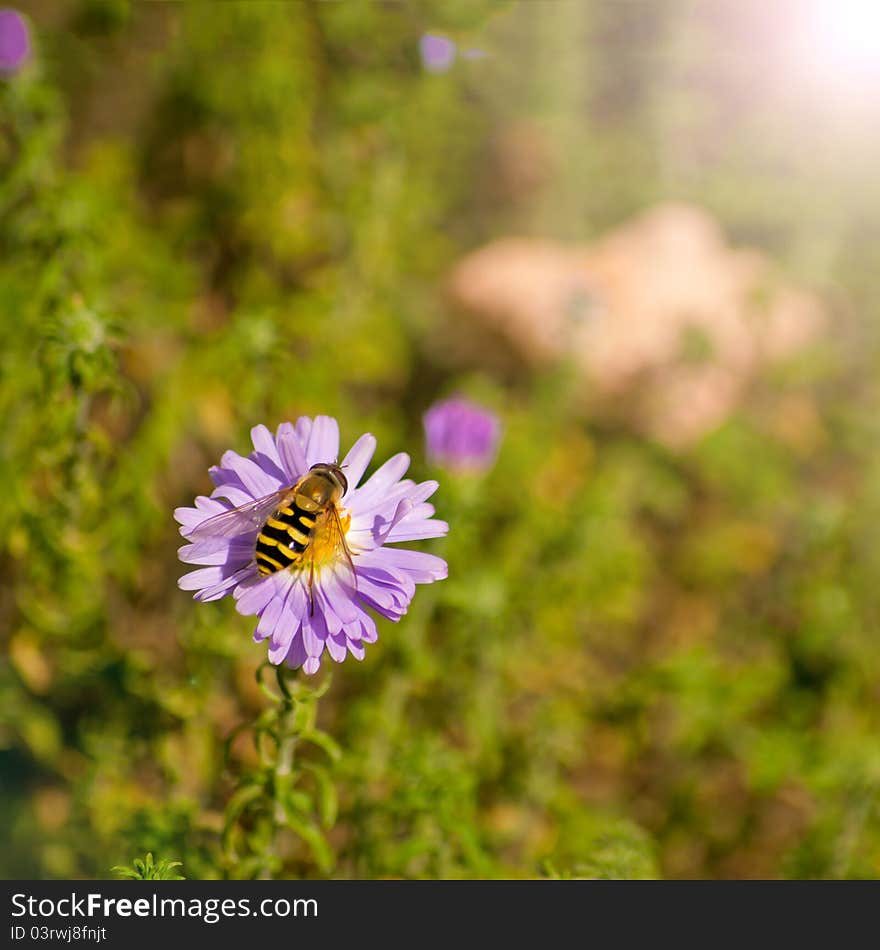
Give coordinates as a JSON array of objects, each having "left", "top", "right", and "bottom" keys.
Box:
[{"left": 446, "top": 203, "right": 826, "bottom": 446}]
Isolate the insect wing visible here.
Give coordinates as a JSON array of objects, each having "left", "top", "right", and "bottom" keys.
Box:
[
  {"left": 327, "top": 503, "right": 358, "bottom": 595},
  {"left": 304, "top": 504, "right": 357, "bottom": 600},
  {"left": 186, "top": 489, "right": 291, "bottom": 542}
]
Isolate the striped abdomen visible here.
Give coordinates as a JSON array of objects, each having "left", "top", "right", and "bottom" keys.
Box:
[{"left": 255, "top": 498, "right": 318, "bottom": 576}]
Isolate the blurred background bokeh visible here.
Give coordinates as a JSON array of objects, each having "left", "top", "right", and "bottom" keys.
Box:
[{"left": 3, "top": 0, "right": 880, "bottom": 879}]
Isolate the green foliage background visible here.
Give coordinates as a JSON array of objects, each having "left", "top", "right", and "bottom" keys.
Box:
[{"left": 3, "top": 0, "right": 880, "bottom": 879}]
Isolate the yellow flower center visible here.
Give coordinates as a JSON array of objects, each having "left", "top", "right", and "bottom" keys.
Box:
[{"left": 306, "top": 508, "right": 352, "bottom": 567}]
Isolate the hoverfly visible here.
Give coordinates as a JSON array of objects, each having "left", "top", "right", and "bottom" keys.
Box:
[{"left": 187, "top": 463, "right": 356, "bottom": 613}]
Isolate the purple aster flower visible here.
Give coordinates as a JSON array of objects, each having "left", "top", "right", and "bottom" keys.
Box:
[
  {"left": 176, "top": 417, "right": 448, "bottom": 675},
  {"left": 423, "top": 396, "right": 501, "bottom": 474},
  {"left": 419, "top": 33, "right": 456, "bottom": 73},
  {"left": 0, "top": 9, "right": 30, "bottom": 75}
]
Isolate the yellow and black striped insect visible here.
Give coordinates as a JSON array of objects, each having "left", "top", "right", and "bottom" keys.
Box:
[{"left": 188, "top": 463, "right": 356, "bottom": 610}]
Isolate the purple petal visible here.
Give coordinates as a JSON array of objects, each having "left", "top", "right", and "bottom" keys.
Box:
[
  {"left": 268, "top": 586, "right": 299, "bottom": 662},
  {"left": 319, "top": 567, "right": 361, "bottom": 624},
  {"left": 424, "top": 396, "right": 501, "bottom": 473},
  {"left": 174, "top": 495, "right": 232, "bottom": 534},
  {"left": 196, "top": 494, "right": 229, "bottom": 510},
  {"left": 384, "top": 515, "right": 449, "bottom": 543},
  {"left": 194, "top": 565, "right": 254, "bottom": 602},
  {"left": 254, "top": 592, "right": 285, "bottom": 642},
  {"left": 220, "top": 452, "right": 283, "bottom": 498},
  {"left": 283, "top": 632, "right": 308, "bottom": 670},
  {"left": 174, "top": 505, "right": 212, "bottom": 529},
  {"left": 349, "top": 453, "right": 410, "bottom": 510},
  {"left": 402, "top": 502, "right": 436, "bottom": 520},
  {"left": 289, "top": 577, "right": 311, "bottom": 621},
  {"left": 251, "top": 425, "right": 282, "bottom": 467},
  {"left": 361, "top": 547, "right": 448, "bottom": 583},
  {"left": 354, "top": 574, "right": 407, "bottom": 619},
  {"left": 349, "top": 503, "right": 406, "bottom": 536},
  {"left": 358, "top": 562, "right": 417, "bottom": 600},
  {"left": 314, "top": 584, "right": 344, "bottom": 636},
  {"left": 407, "top": 480, "right": 440, "bottom": 504},
  {"left": 209, "top": 464, "right": 246, "bottom": 490},
  {"left": 210, "top": 484, "right": 254, "bottom": 508},
  {"left": 268, "top": 637, "right": 292, "bottom": 665},
  {"left": 340, "top": 433, "right": 377, "bottom": 494},
  {"left": 420, "top": 33, "right": 456, "bottom": 73},
  {"left": 208, "top": 466, "right": 253, "bottom": 503},
  {"left": 276, "top": 421, "right": 308, "bottom": 482},
  {"left": 373, "top": 498, "right": 416, "bottom": 546},
  {"left": 305, "top": 415, "right": 340, "bottom": 467},
  {"left": 178, "top": 536, "right": 253, "bottom": 566},
  {"left": 301, "top": 611, "right": 326, "bottom": 657},
  {"left": 348, "top": 478, "right": 416, "bottom": 519},
  {"left": 295, "top": 416, "right": 313, "bottom": 446},
  {"left": 235, "top": 573, "right": 283, "bottom": 615},
  {"left": 326, "top": 631, "right": 347, "bottom": 663},
  {"left": 361, "top": 476, "right": 436, "bottom": 514},
  {"left": 359, "top": 615, "right": 379, "bottom": 643},
  {"left": 177, "top": 538, "right": 229, "bottom": 564},
  {"left": 249, "top": 453, "right": 288, "bottom": 488},
  {"left": 178, "top": 566, "right": 224, "bottom": 591}
]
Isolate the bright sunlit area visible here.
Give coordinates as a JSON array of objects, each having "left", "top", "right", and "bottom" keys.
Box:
[{"left": 799, "top": 0, "right": 880, "bottom": 84}]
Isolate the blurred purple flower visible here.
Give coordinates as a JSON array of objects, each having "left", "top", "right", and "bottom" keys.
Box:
[
  {"left": 420, "top": 33, "right": 456, "bottom": 73},
  {"left": 424, "top": 396, "right": 501, "bottom": 474},
  {"left": 176, "top": 416, "right": 448, "bottom": 674},
  {"left": 0, "top": 8, "right": 29, "bottom": 75}
]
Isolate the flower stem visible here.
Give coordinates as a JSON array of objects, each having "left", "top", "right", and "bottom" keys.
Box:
[
  {"left": 224, "top": 663, "right": 338, "bottom": 877},
  {"left": 272, "top": 667, "right": 298, "bottom": 833}
]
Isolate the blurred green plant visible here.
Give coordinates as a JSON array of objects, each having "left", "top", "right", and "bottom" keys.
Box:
[
  {"left": 222, "top": 666, "right": 340, "bottom": 878},
  {"left": 111, "top": 853, "right": 185, "bottom": 881}
]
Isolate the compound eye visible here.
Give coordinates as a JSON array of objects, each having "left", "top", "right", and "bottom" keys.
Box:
[{"left": 336, "top": 469, "right": 348, "bottom": 494}]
